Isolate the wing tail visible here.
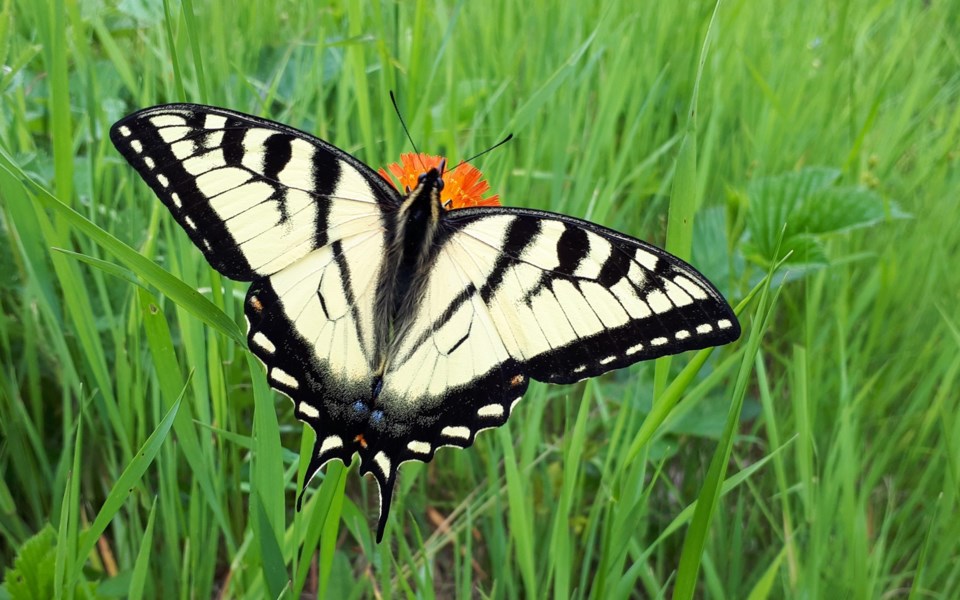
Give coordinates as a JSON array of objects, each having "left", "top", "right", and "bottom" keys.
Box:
[{"left": 358, "top": 449, "right": 400, "bottom": 543}]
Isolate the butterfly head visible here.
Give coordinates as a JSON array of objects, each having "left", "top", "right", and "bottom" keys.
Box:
[
  {"left": 398, "top": 163, "right": 448, "bottom": 233},
  {"left": 412, "top": 162, "right": 446, "bottom": 208},
  {"left": 416, "top": 159, "right": 446, "bottom": 189}
]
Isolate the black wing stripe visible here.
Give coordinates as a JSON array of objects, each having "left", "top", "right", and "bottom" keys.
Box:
[
  {"left": 221, "top": 117, "right": 247, "bottom": 165},
  {"left": 478, "top": 217, "right": 542, "bottom": 303},
  {"left": 262, "top": 133, "right": 294, "bottom": 181}
]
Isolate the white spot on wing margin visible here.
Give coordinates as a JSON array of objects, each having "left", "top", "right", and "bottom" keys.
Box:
[
  {"left": 319, "top": 435, "right": 343, "bottom": 454},
  {"left": 374, "top": 451, "right": 392, "bottom": 475},
  {"left": 271, "top": 367, "right": 299, "bottom": 389},
  {"left": 477, "top": 404, "right": 504, "bottom": 418},
  {"left": 252, "top": 331, "right": 276, "bottom": 353},
  {"left": 441, "top": 426, "right": 470, "bottom": 440},
  {"left": 407, "top": 440, "right": 431, "bottom": 454},
  {"left": 298, "top": 402, "right": 320, "bottom": 419}
]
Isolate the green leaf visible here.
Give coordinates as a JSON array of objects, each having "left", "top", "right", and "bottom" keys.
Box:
[
  {"left": 746, "top": 545, "right": 787, "bottom": 600},
  {"left": 790, "top": 186, "right": 910, "bottom": 236},
  {"left": 744, "top": 166, "right": 909, "bottom": 271},
  {"left": 253, "top": 490, "right": 290, "bottom": 599},
  {"left": 746, "top": 167, "right": 840, "bottom": 262},
  {"left": 742, "top": 234, "right": 828, "bottom": 275},
  {"left": 672, "top": 248, "right": 781, "bottom": 600},
  {"left": 4, "top": 527, "right": 56, "bottom": 600}
]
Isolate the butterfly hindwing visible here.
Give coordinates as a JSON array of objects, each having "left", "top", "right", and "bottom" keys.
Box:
[
  {"left": 109, "top": 104, "right": 401, "bottom": 280},
  {"left": 245, "top": 230, "right": 387, "bottom": 498}
]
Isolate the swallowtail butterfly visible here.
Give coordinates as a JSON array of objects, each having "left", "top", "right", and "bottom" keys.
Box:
[{"left": 111, "top": 104, "right": 740, "bottom": 542}]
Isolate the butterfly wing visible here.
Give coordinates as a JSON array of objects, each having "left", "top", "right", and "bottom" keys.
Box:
[
  {"left": 361, "top": 207, "right": 739, "bottom": 537},
  {"left": 110, "top": 104, "right": 401, "bottom": 279},
  {"left": 111, "top": 103, "right": 399, "bottom": 507}
]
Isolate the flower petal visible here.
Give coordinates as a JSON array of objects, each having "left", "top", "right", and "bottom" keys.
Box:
[{"left": 379, "top": 153, "right": 501, "bottom": 209}]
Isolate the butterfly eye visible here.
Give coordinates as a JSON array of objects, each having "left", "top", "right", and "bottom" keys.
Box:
[
  {"left": 437, "top": 178, "right": 445, "bottom": 191},
  {"left": 417, "top": 173, "right": 427, "bottom": 185}
]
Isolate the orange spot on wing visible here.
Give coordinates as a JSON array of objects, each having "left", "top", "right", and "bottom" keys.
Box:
[{"left": 354, "top": 434, "right": 368, "bottom": 449}]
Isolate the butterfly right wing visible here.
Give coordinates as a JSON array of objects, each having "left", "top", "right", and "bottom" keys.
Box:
[
  {"left": 110, "top": 103, "right": 401, "bottom": 280},
  {"left": 357, "top": 207, "right": 739, "bottom": 540}
]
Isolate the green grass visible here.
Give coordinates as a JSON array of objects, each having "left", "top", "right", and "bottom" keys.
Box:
[{"left": 2, "top": 0, "right": 959, "bottom": 597}]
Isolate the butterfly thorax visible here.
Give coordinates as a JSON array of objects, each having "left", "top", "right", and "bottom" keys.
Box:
[{"left": 373, "top": 167, "right": 446, "bottom": 382}]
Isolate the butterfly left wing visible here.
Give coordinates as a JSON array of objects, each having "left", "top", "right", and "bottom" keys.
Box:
[
  {"left": 111, "top": 104, "right": 400, "bottom": 515},
  {"left": 361, "top": 207, "right": 739, "bottom": 538}
]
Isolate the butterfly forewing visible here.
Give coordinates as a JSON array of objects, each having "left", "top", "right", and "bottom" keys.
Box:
[
  {"left": 109, "top": 104, "right": 401, "bottom": 280},
  {"left": 449, "top": 209, "right": 741, "bottom": 380}
]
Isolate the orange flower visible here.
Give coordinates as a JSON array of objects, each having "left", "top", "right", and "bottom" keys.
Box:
[{"left": 378, "top": 153, "right": 501, "bottom": 209}]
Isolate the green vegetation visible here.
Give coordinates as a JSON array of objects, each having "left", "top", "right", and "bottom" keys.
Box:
[{"left": 2, "top": 0, "right": 958, "bottom": 597}]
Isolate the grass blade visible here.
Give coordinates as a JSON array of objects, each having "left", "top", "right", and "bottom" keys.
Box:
[
  {"left": 128, "top": 497, "right": 158, "bottom": 600},
  {"left": 72, "top": 393, "right": 183, "bottom": 588}
]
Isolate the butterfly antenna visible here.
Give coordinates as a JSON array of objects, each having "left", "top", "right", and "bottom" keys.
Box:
[
  {"left": 389, "top": 91, "right": 426, "bottom": 172},
  {"left": 454, "top": 133, "right": 514, "bottom": 170}
]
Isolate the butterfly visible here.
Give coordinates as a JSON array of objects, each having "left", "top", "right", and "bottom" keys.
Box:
[{"left": 110, "top": 104, "right": 740, "bottom": 542}]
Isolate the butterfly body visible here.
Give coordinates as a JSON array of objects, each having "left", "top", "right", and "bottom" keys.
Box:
[
  {"left": 379, "top": 166, "right": 446, "bottom": 361},
  {"left": 111, "top": 104, "right": 740, "bottom": 542}
]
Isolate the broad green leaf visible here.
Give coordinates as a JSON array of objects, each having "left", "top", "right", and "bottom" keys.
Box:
[
  {"left": 4, "top": 527, "right": 57, "bottom": 600},
  {"left": 791, "top": 186, "right": 910, "bottom": 236}
]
